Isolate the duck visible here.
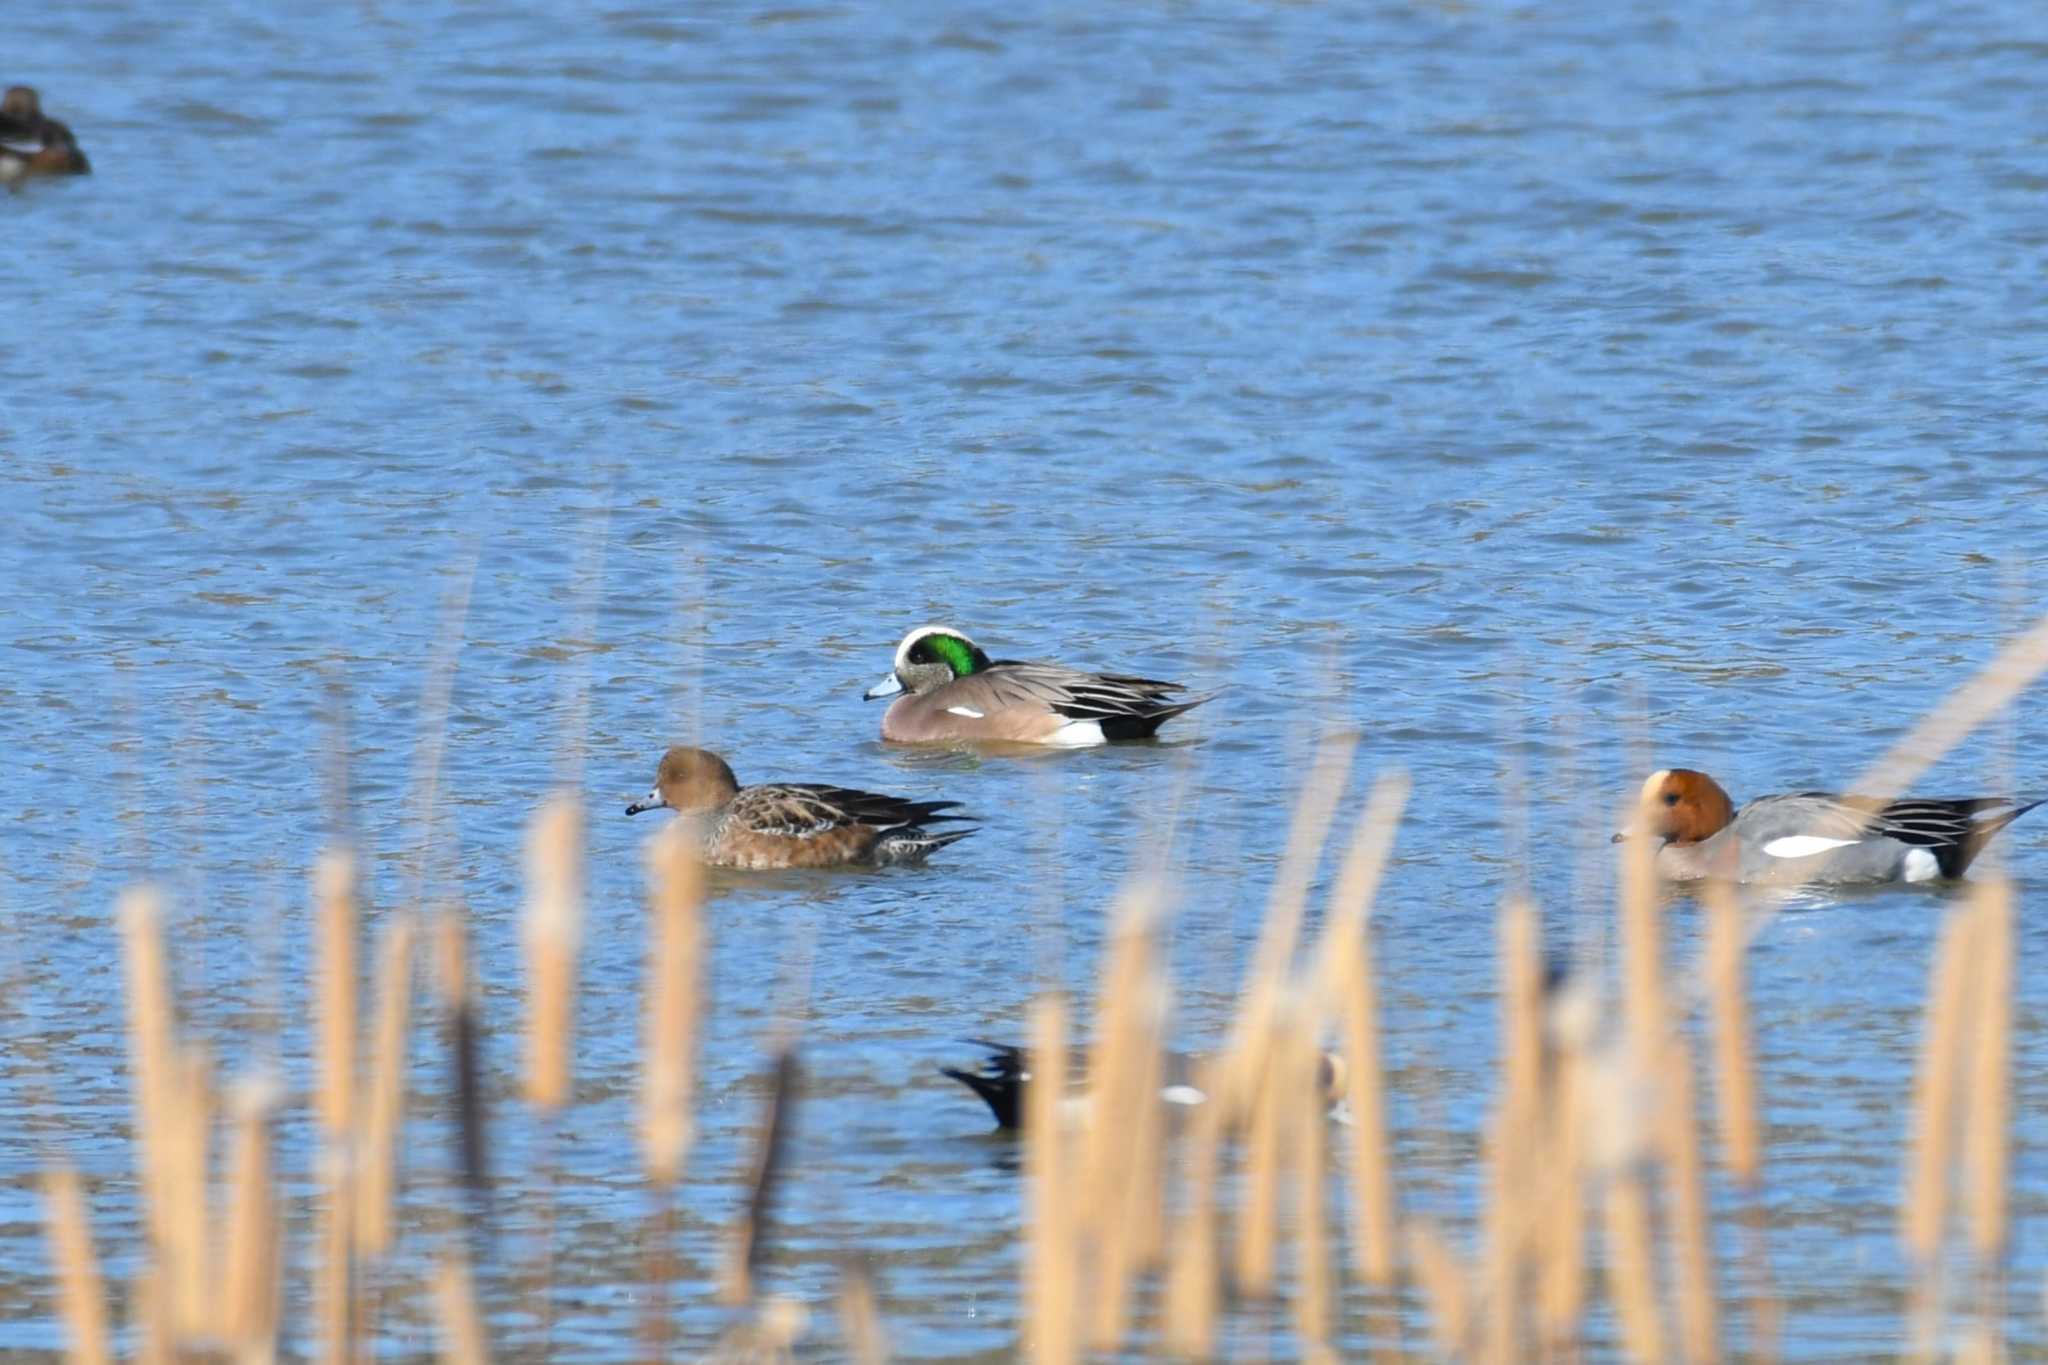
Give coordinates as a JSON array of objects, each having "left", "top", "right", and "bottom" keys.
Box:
[
  {"left": 941, "top": 1040, "right": 1346, "bottom": 1131},
  {"left": 862, "top": 625, "right": 1213, "bottom": 745},
  {"left": 0, "top": 118, "right": 90, "bottom": 185},
  {"left": 1621, "top": 767, "right": 2041, "bottom": 885},
  {"left": 624, "top": 745, "right": 974, "bottom": 868}
]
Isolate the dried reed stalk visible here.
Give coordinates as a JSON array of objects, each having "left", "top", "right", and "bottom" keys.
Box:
[
  {"left": 316, "top": 1151, "right": 352, "bottom": 1365},
  {"left": 1161, "top": 1059, "right": 1225, "bottom": 1359},
  {"left": 1849, "top": 612, "right": 2048, "bottom": 803},
  {"left": 1024, "top": 992, "right": 1078, "bottom": 1365},
  {"left": 523, "top": 795, "right": 584, "bottom": 1113},
  {"left": 1603, "top": 1164, "right": 1667, "bottom": 1364},
  {"left": 1703, "top": 883, "right": 1761, "bottom": 1188},
  {"left": 1902, "top": 906, "right": 1975, "bottom": 1265},
  {"left": 1222, "top": 733, "right": 1360, "bottom": 1135},
  {"left": 642, "top": 825, "right": 707, "bottom": 1186},
  {"left": 315, "top": 852, "right": 359, "bottom": 1137},
  {"left": 40, "top": 1162, "right": 110, "bottom": 1365},
  {"left": 1080, "top": 892, "right": 1167, "bottom": 1348},
  {"left": 836, "top": 1258, "right": 889, "bottom": 1365},
  {"left": 117, "top": 889, "right": 178, "bottom": 1283},
  {"left": 221, "top": 1078, "right": 282, "bottom": 1360},
  {"left": 1536, "top": 1042, "right": 1588, "bottom": 1350},
  {"left": 1616, "top": 807, "right": 1664, "bottom": 1057},
  {"left": 436, "top": 909, "right": 488, "bottom": 1201},
  {"left": 434, "top": 1252, "right": 492, "bottom": 1365},
  {"left": 1234, "top": 1019, "right": 1288, "bottom": 1302},
  {"left": 133, "top": 1267, "right": 171, "bottom": 1365},
  {"left": 1410, "top": 1219, "right": 1474, "bottom": 1359},
  {"left": 1962, "top": 876, "right": 2013, "bottom": 1265},
  {"left": 1288, "top": 1022, "right": 1335, "bottom": 1352},
  {"left": 1658, "top": 1041, "right": 1720, "bottom": 1365},
  {"left": 357, "top": 913, "right": 417, "bottom": 1258},
  {"left": 164, "top": 1048, "right": 215, "bottom": 1339},
  {"left": 721, "top": 1045, "right": 801, "bottom": 1306},
  {"left": 1307, "top": 771, "right": 1409, "bottom": 1287},
  {"left": 1483, "top": 899, "right": 1545, "bottom": 1362}
]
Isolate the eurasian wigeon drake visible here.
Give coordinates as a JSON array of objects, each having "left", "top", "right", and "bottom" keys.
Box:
[
  {"left": 941, "top": 1041, "right": 1347, "bottom": 1131},
  {"left": 0, "top": 117, "right": 89, "bottom": 186},
  {"left": 862, "top": 625, "right": 1214, "bottom": 745},
  {"left": 624, "top": 745, "right": 973, "bottom": 869},
  {"left": 1621, "top": 768, "right": 2041, "bottom": 885}
]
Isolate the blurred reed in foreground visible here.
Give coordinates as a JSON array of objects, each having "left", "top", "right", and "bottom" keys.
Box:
[{"left": 35, "top": 618, "right": 2048, "bottom": 1361}]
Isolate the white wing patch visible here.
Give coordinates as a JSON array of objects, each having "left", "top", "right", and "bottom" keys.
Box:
[
  {"left": 1160, "top": 1084, "right": 1208, "bottom": 1107},
  {"left": 1761, "top": 834, "right": 1858, "bottom": 859},
  {"left": 1044, "top": 719, "right": 1108, "bottom": 747},
  {"left": 945, "top": 705, "right": 985, "bottom": 718}
]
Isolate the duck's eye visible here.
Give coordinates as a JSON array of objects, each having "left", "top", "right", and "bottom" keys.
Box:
[{"left": 1663, "top": 792, "right": 1680, "bottom": 806}]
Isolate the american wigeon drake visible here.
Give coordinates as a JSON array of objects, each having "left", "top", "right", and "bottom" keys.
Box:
[
  {"left": 624, "top": 745, "right": 973, "bottom": 869},
  {"left": 862, "top": 625, "right": 1214, "bottom": 745},
  {"left": 941, "top": 1041, "right": 1346, "bottom": 1131},
  {"left": 1622, "top": 768, "right": 2041, "bottom": 885},
  {"left": 0, "top": 118, "right": 89, "bottom": 185}
]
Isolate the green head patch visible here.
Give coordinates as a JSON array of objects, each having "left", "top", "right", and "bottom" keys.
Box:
[{"left": 909, "top": 631, "right": 988, "bottom": 678}]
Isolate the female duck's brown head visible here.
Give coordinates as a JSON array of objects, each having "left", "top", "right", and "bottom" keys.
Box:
[
  {"left": 625, "top": 746, "right": 741, "bottom": 816},
  {"left": 1634, "top": 768, "right": 1737, "bottom": 845},
  {"left": 1, "top": 87, "right": 42, "bottom": 127}
]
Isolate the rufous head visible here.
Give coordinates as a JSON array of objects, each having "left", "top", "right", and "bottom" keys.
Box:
[
  {"left": 1633, "top": 768, "right": 1736, "bottom": 845},
  {"left": 625, "top": 746, "right": 741, "bottom": 816}
]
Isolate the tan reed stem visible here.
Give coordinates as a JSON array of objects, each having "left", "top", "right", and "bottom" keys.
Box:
[
  {"left": 1604, "top": 1162, "right": 1667, "bottom": 1365},
  {"left": 1289, "top": 1022, "right": 1335, "bottom": 1353},
  {"left": 316, "top": 1150, "right": 352, "bottom": 1365},
  {"left": 1537, "top": 1040, "right": 1588, "bottom": 1352},
  {"left": 1024, "top": 992, "right": 1078, "bottom": 1365},
  {"left": 1962, "top": 876, "right": 2013, "bottom": 1267},
  {"left": 1162, "top": 1059, "right": 1225, "bottom": 1359},
  {"left": 41, "top": 1163, "right": 111, "bottom": 1365},
  {"left": 1080, "top": 890, "right": 1168, "bottom": 1349},
  {"left": 1703, "top": 883, "right": 1761, "bottom": 1188},
  {"left": 1704, "top": 881, "right": 1780, "bottom": 1360},
  {"left": 221, "top": 1077, "right": 283, "bottom": 1362},
  {"left": 434, "top": 1252, "right": 492, "bottom": 1365},
  {"left": 642, "top": 824, "right": 706, "bottom": 1187},
  {"left": 357, "top": 913, "right": 417, "bottom": 1259},
  {"left": 1849, "top": 612, "right": 2048, "bottom": 803},
  {"left": 836, "top": 1257, "right": 889, "bottom": 1365},
  {"left": 1235, "top": 1016, "right": 1288, "bottom": 1302},
  {"left": 1484, "top": 898, "right": 1545, "bottom": 1362},
  {"left": 721, "top": 1045, "right": 801, "bottom": 1306},
  {"left": 1659, "top": 1041, "right": 1720, "bottom": 1365},
  {"left": 1902, "top": 906, "right": 1975, "bottom": 1267},
  {"left": 117, "top": 888, "right": 178, "bottom": 1294},
  {"left": 1410, "top": 1219, "right": 1475, "bottom": 1359},
  {"left": 1226, "top": 734, "right": 1360, "bottom": 1101},
  {"left": 523, "top": 795, "right": 584, "bottom": 1113},
  {"left": 315, "top": 852, "right": 359, "bottom": 1138},
  {"left": 165, "top": 1049, "right": 215, "bottom": 1339},
  {"left": 1307, "top": 770, "right": 1409, "bottom": 1287}
]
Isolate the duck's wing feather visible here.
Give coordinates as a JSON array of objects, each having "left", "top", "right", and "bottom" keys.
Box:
[
  {"left": 730, "top": 783, "right": 966, "bottom": 838},
  {"left": 1743, "top": 791, "right": 2033, "bottom": 848},
  {"left": 978, "top": 659, "right": 1193, "bottom": 721}
]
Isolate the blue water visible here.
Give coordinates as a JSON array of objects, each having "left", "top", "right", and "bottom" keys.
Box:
[{"left": 6, "top": 0, "right": 2048, "bottom": 1357}]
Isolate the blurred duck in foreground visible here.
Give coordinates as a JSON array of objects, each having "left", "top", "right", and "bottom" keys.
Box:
[
  {"left": 941, "top": 1040, "right": 1347, "bottom": 1131},
  {"left": 863, "top": 624, "right": 1214, "bottom": 745},
  {"left": 1620, "top": 767, "right": 2041, "bottom": 885},
  {"left": 625, "top": 745, "right": 973, "bottom": 869},
  {"left": 0, "top": 87, "right": 89, "bottom": 185}
]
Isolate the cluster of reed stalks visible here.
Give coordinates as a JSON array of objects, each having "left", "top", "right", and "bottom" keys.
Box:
[{"left": 37, "top": 616, "right": 2048, "bottom": 1360}]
